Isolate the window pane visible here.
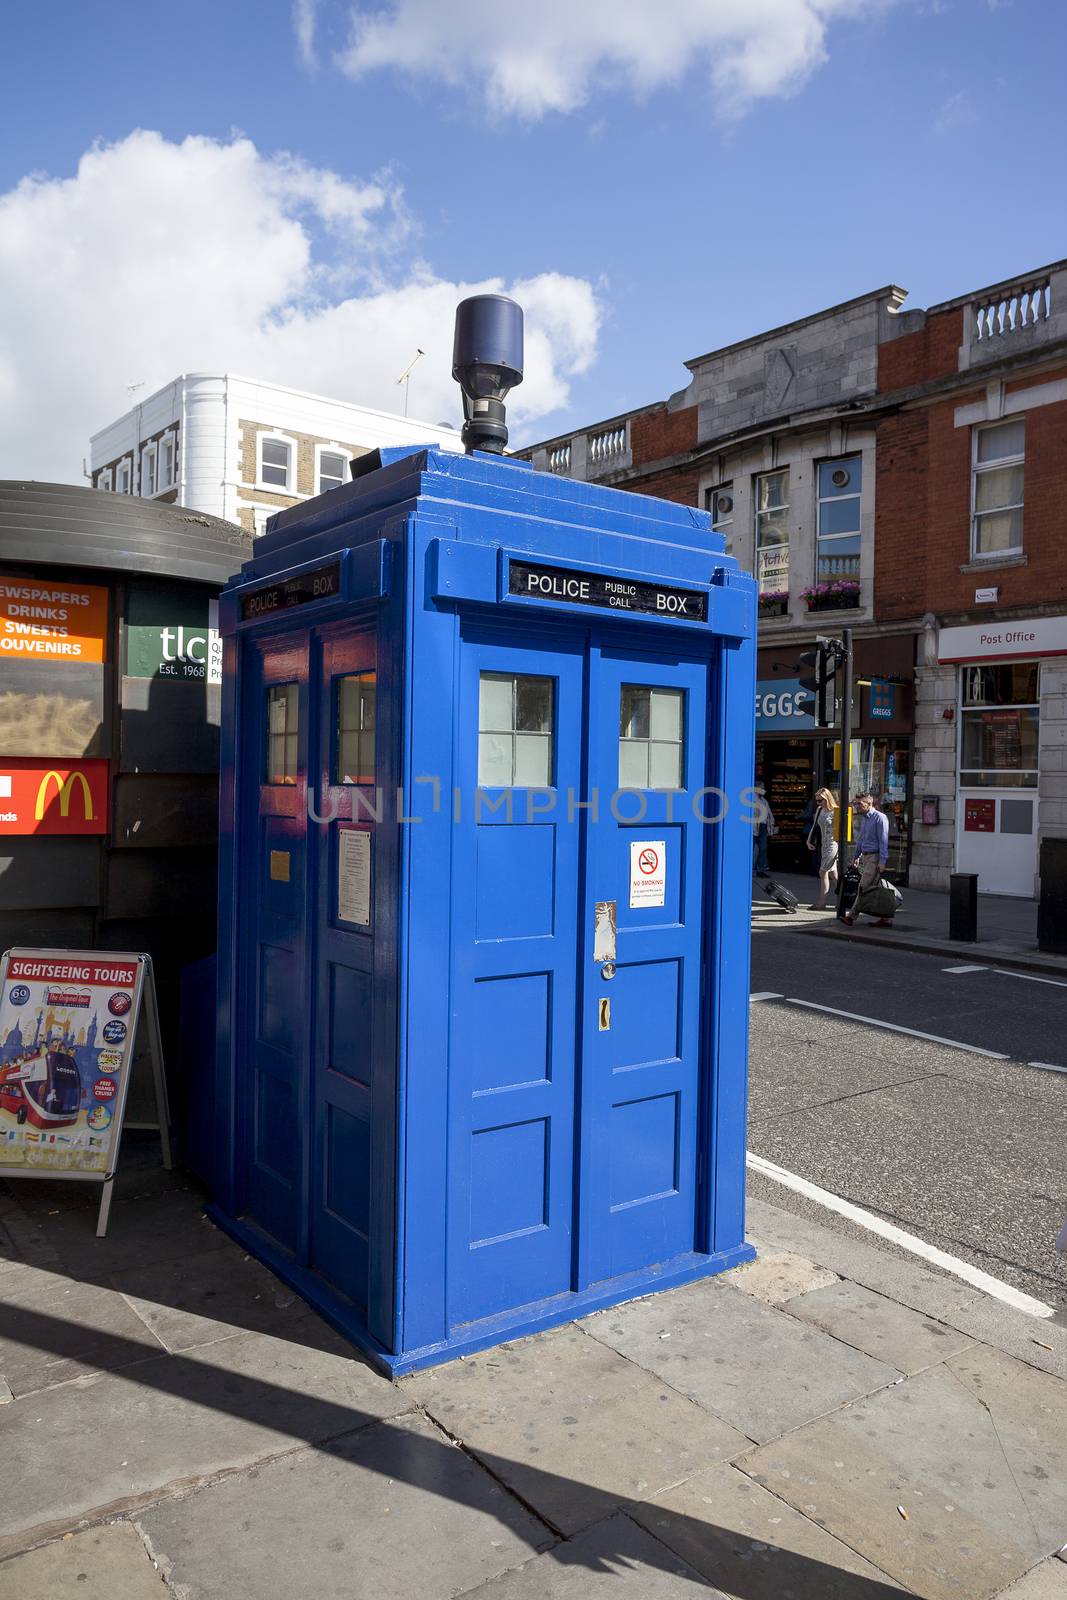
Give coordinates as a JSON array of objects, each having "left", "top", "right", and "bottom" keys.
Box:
[
  {"left": 266, "top": 684, "right": 299, "bottom": 784},
  {"left": 514, "top": 734, "right": 551, "bottom": 786},
  {"left": 975, "top": 464, "right": 1023, "bottom": 513},
  {"left": 818, "top": 457, "right": 862, "bottom": 498},
  {"left": 336, "top": 674, "right": 376, "bottom": 783},
  {"left": 818, "top": 496, "right": 861, "bottom": 536},
  {"left": 756, "top": 469, "right": 788, "bottom": 512},
  {"left": 618, "top": 740, "right": 649, "bottom": 789},
  {"left": 961, "top": 664, "right": 1039, "bottom": 706},
  {"left": 319, "top": 452, "right": 346, "bottom": 492},
  {"left": 960, "top": 770, "right": 1038, "bottom": 789},
  {"left": 976, "top": 420, "right": 1024, "bottom": 463},
  {"left": 757, "top": 546, "right": 788, "bottom": 591},
  {"left": 961, "top": 707, "right": 1039, "bottom": 772},
  {"left": 620, "top": 685, "right": 650, "bottom": 740},
  {"left": 649, "top": 687, "right": 683, "bottom": 740},
  {"left": 479, "top": 673, "right": 514, "bottom": 731},
  {"left": 262, "top": 440, "right": 289, "bottom": 486},
  {"left": 974, "top": 507, "right": 1023, "bottom": 553},
  {"left": 478, "top": 733, "right": 512, "bottom": 787},
  {"left": 756, "top": 505, "right": 789, "bottom": 546},
  {"left": 649, "top": 741, "right": 682, "bottom": 789},
  {"left": 817, "top": 537, "right": 860, "bottom": 581},
  {"left": 515, "top": 676, "right": 552, "bottom": 732}
]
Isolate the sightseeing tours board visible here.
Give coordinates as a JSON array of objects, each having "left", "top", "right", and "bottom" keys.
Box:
[{"left": 0, "top": 949, "right": 171, "bottom": 1234}]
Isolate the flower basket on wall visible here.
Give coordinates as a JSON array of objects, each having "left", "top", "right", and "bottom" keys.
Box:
[
  {"left": 757, "top": 590, "right": 789, "bottom": 619},
  {"left": 801, "top": 581, "right": 860, "bottom": 612}
]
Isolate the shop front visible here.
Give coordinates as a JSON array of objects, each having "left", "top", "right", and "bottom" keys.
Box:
[
  {"left": 755, "top": 633, "right": 916, "bottom": 879},
  {"left": 938, "top": 615, "right": 1067, "bottom": 898}
]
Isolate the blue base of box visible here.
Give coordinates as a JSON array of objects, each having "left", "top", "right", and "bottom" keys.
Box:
[{"left": 206, "top": 1205, "right": 756, "bottom": 1377}]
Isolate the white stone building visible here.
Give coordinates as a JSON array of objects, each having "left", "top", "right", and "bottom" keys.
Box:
[{"left": 90, "top": 374, "right": 462, "bottom": 537}]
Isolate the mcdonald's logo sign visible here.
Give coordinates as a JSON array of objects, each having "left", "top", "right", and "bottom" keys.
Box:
[
  {"left": 35, "top": 769, "right": 94, "bottom": 821},
  {"left": 0, "top": 759, "right": 108, "bottom": 836}
]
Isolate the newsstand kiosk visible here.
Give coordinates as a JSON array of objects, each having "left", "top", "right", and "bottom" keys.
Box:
[{"left": 212, "top": 444, "right": 757, "bottom": 1373}]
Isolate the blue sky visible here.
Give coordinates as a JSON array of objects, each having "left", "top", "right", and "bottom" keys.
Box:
[{"left": 1, "top": 0, "right": 1064, "bottom": 477}]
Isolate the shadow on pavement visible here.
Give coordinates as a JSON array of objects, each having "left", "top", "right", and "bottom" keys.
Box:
[{"left": 1, "top": 1297, "right": 909, "bottom": 1598}]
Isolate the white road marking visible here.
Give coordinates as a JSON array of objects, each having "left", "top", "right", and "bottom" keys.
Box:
[
  {"left": 746, "top": 1151, "right": 1055, "bottom": 1319},
  {"left": 1029, "top": 1061, "right": 1067, "bottom": 1075},
  {"left": 750, "top": 992, "right": 783, "bottom": 1002},
  {"left": 784, "top": 998, "right": 1009, "bottom": 1059},
  {"left": 994, "top": 968, "right": 1067, "bottom": 990},
  {"left": 942, "top": 964, "right": 987, "bottom": 974}
]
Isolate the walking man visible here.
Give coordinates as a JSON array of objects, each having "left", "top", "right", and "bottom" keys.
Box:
[{"left": 843, "top": 790, "right": 894, "bottom": 927}]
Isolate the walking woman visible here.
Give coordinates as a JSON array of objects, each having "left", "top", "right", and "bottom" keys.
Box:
[{"left": 807, "top": 787, "right": 839, "bottom": 910}]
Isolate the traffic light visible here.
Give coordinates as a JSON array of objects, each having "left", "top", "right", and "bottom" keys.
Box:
[{"left": 798, "top": 637, "right": 839, "bottom": 728}]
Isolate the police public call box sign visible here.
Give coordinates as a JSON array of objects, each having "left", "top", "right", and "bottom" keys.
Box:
[
  {"left": 509, "top": 560, "right": 708, "bottom": 621},
  {"left": 240, "top": 561, "right": 341, "bottom": 621}
]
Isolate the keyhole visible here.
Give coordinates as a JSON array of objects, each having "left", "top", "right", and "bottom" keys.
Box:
[{"left": 598, "top": 997, "right": 611, "bottom": 1031}]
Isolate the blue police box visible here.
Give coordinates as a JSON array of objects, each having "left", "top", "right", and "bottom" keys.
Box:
[{"left": 212, "top": 445, "right": 757, "bottom": 1373}]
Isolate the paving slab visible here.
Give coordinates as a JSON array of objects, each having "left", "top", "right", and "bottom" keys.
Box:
[
  {"left": 139, "top": 1411, "right": 550, "bottom": 1600},
  {"left": 0, "top": 1320, "right": 411, "bottom": 1551},
  {"left": 405, "top": 1324, "right": 747, "bottom": 1535},
  {"left": 38, "top": 1189, "right": 230, "bottom": 1277},
  {"left": 995, "top": 1559, "right": 1067, "bottom": 1597},
  {"left": 587, "top": 1277, "right": 901, "bottom": 1443},
  {"left": 729, "top": 1247, "right": 839, "bottom": 1305},
  {"left": 786, "top": 1279, "right": 977, "bottom": 1374},
  {"left": 0, "top": 1523, "right": 166, "bottom": 1600},
  {"left": 0, "top": 1276, "right": 164, "bottom": 1396},
  {"left": 456, "top": 1513, "right": 715, "bottom": 1598},
  {"left": 739, "top": 1345, "right": 1067, "bottom": 1600},
  {"left": 632, "top": 1462, "right": 910, "bottom": 1598},
  {"left": 109, "top": 1245, "right": 315, "bottom": 1353}
]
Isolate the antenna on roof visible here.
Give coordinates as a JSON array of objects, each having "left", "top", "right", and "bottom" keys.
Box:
[
  {"left": 395, "top": 349, "right": 425, "bottom": 417},
  {"left": 126, "top": 380, "right": 146, "bottom": 394}
]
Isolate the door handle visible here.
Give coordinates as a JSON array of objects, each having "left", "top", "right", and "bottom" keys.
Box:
[{"left": 598, "top": 997, "right": 611, "bottom": 1032}]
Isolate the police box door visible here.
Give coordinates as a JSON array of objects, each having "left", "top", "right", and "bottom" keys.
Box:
[{"left": 449, "top": 619, "right": 710, "bottom": 1326}]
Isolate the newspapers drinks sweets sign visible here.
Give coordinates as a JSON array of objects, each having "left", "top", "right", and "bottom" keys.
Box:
[
  {"left": 0, "top": 950, "right": 171, "bottom": 1234},
  {"left": 0, "top": 575, "right": 108, "bottom": 664}
]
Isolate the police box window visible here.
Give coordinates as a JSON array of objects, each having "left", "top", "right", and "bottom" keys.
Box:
[
  {"left": 478, "top": 673, "right": 553, "bottom": 787},
  {"left": 337, "top": 672, "right": 376, "bottom": 785},
  {"left": 619, "top": 686, "right": 684, "bottom": 790},
  {"left": 266, "top": 683, "right": 299, "bottom": 785}
]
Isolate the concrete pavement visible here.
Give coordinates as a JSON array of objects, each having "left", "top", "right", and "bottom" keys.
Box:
[
  {"left": 2, "top": 1144, "right": 1067, "bottom": 1598},
  {"left": 753, "top": 870, "right": 1065, "bottom": 976}
]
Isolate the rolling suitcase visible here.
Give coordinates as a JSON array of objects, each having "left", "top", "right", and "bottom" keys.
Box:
[{"left": 762, "top": 878, "right": 799, "bottom": 913}]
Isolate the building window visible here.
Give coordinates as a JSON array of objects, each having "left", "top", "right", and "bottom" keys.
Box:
[
  {"left": 259, "top": 435, "right": 293, "bottom": 490},
  {"left": 266, "top": 683, "right": 300, "bottom": 785},
  {"left": 317, "top": 448, "right": 348, "bottom": 494},
  {"left": 972, "top": 419, "right": 1024, "bottom": 558},
  {"left": 97, "top": 469, "right": 113, "bottom": 492},
  {"left": 618, "top": 685, "right": 684, "bottom": 790},
  {"left": 336, "top": 672, "right": 376, "bottom": 784},
  {"left": 754, "top": 468, "right": 789, "bottom": 595},
  {"left": 705, "top": 484, "right": 734, "bottom": 554},
  {"left": 960, "top": 663, "right": 1039, "bottom": 788},
  {"left": 141, "top": 443, "right": 157, "bottom": 498},
  {"left": 478, "top": 672, "right": 554, "bottom": 787},
  {"left": 816, "top": 456, "right": 862, "bottom": 582},
  {"left": 252, "top": 507, "right": 274, "bottom": 539},
  {"left": 159, "top": 433, "right": 176, "bottom": 490},
  {"left": 116, "top": 458, "right": 131, "bottom": 495}
]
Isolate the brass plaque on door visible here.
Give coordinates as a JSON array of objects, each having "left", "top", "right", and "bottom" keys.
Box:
[{"left": 269, "top": 850, "right": 291, "bottom": 883}]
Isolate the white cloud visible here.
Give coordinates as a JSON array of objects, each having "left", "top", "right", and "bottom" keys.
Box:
[
  {"left": 933, "top": 88, "right": 975, "bottom": 133},
  {"left": 293, "top": 0, "right": 318, "bottom": 68},
  {"left": 341, "top": 0, "right": 898, "bottom": 120},
  {"left": 0, "top": 130, "right": 600, "bottom": 480}
]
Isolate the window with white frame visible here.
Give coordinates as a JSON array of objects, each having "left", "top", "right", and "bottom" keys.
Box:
[
  {"left": 259, "top": 434, "right": 293, "bottom": 490},
  {"left": 960, "top": 663, "right": 1039, "bottom": 788},
  {"left": 754, "top": 468, "right": 789, "bottom": 595},
  {"left": 317, "top": 447, "right": 348, "bottom": 494},
  {"left": 97, "top": 468, "right": 113, "bottom": 492},
  {"left": 972, "top": 419, "right": 1024, "bottom": 559},
  {"left": 816, "top": 456, "right": 862, "bottom": 581},
  {"left": 116, "top": 458, "right": 132, "bottom": 495},
  {"left": 704, "top": 484, "right": 734, "bottom": 554},
  {"left": 252, "top": 507, "right": 274, "bottom": 538},
  {"left": 141, "top": 443, "right": 157, "bottom": 498},
  {"left": 158, "top": 432, "right": 176, "bottom": 490}
]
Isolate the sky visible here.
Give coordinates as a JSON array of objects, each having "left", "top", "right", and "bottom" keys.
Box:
[{"left": 1, "top": 0, "right": 1065, "bottom": 480}]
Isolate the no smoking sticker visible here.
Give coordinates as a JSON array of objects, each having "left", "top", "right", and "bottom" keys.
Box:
[{"left": 629, "top": 839, "right": 666, "bottom": 908}]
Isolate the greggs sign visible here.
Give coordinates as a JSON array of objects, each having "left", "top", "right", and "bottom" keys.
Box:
[{"left": 0, "top": 759, "right": 109, "bottom": 836}]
